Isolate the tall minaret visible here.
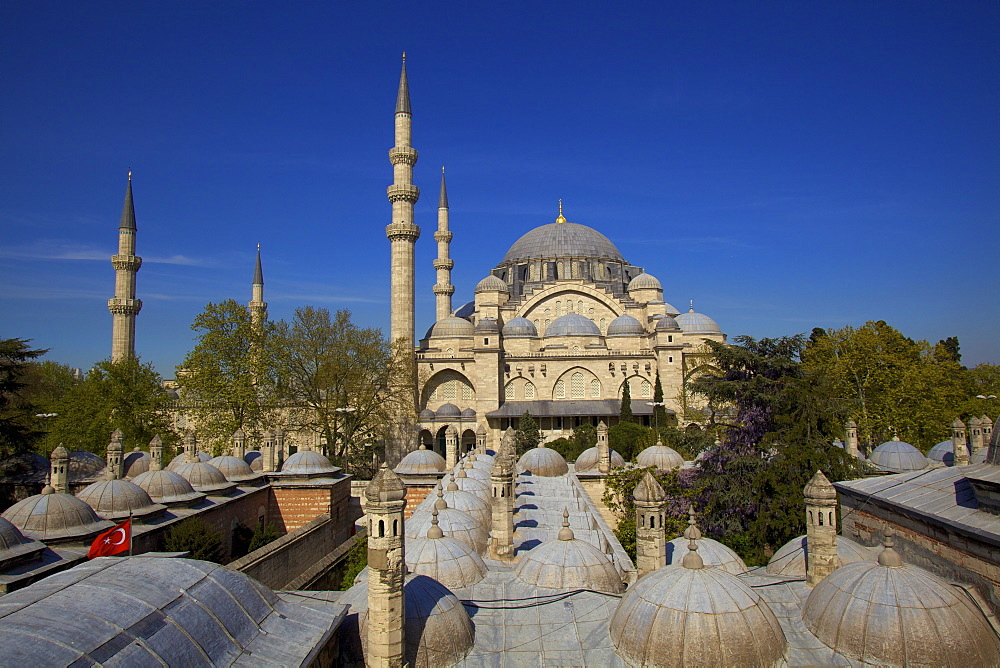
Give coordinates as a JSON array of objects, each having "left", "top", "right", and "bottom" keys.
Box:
[
  {"left": 108, "top": 172, "right": 142, "bottom": 361},
  {"left": 249, "top": 244, "right": 267, "bottom": 328},
  {"left": 433, "top": 167, "right": 454, "bottom": 321},
  {"left": 386, "top": 53, "right": 421, "bottom": 349}
]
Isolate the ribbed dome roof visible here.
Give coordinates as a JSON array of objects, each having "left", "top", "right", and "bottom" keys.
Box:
[
  {"left": 166, "top": 451, "right": 210, "bottom": 471},
  {"left": 666, "top": 535, "right": 748, "bottom": 574},
  {"left": 500, "top": 221, "right": 624, "bottom": 265},
  {"left": 502, "top": 316, "right": 538, "bottom": 338},
  {"left": 68, "top": 450, "right": 107, "bottom": 479},
  {"left": 418, "top": 408, "right": 435, "bottom": 421},
  {"left": 802, "top": 538, "right": 1000, "bottom": 665},
  {"left": 0, "top": 516, "right": 42, "bottom": 567},
  {"left": 517, "top": 447, "right": 569, "bottom": 477},
  {"left": 627, "top": 272, "right": 662, "bottom": 291},
  {"left": 1, "top": 490, "right": 114, "bottom": 542},
  {"left": 927, "top": 439, "right": 964, "bottom": 465},
  {"left": 406, "top": 504, "right": 488, "bottom": 554},
  {"left": 869, "top": 437, "right": 928, "bottom": 473},
  {"left": 457, "top": 459, "right": 491, "bottom": 482},
  {"left": 606, "top": 314, "right": 645, "bottom": 337},
  {"left": 610, "top": 552, "right": 787, "bottom": 667},
  {"left": 244, "top": 450, "right": 262, "bottom": 471},
  {"left": 675, "top": 307, "right": 722, "bottom": 334},
  {"left": 207, "top": 455, "right": 258, "bottom": 481},
  {"left": 440, "top": 486, "right": 491, "bottom": 527},
  {"left": 395, "top": 445, "right": 446, "bottom": 474},
  {"left": 280, "top": 450, "right": 336, "bottom": 475},
  {"left": 545, "top": 313, "right": 600, "bottom": 337},
  {"left": 654, "top": 315, "right": 681, "bottom": 331},
  {"left": 636, "top": 444, "right": 685, "bottom": 471},
  {"left": 123, "top": 451, "right": 150, "bottom": 478},
  {"left": 473, "top": 317, "right": 499, "bottom": 333},
  {"left": 429, "top": 316, "right": 474, "bottom": 338},
  {"left": 766, "top": 535, "right": 871, "bottom": 577},
  {"left": 75, "top": 478, "right": 165, "bottom": 521},
  {"left": 451, "top": 467, "right": 490, "bottom": 496},
  {"left": 173, "top": 462, "right": 236, "bottom": 495},
  {"left": 513, "top": 511, "right": 622, "bottom": 593},
  {"left": 405, "top": 509, "right": 487, "bottom": 588},
  {"left": 573, "top": 447, "right": 626, "bottom": 472},
  {"left": 131, "top": 469, "right": 205, "bottom": 505},
  {"left": 461, "top": 407, "right": 476, "bottom": 418},
  {"left": 436, "top": 402, "right": 461, "bottom": 418},
  {"left": 475, "top": 275, "right": 508, "bottom": 293}
]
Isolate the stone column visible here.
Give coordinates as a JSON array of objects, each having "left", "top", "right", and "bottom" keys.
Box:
[
  {"left": 805, "top": 470, "right": 840, "bottom": 586},
  {"left": 232, "top": 428, "right": 246, "bottom": 459},
  {"left": 261, "top": 429, "right": 276, "bottom": 473},
  {"left": 968, "top": 416, "right": 984, "bottom": 456},
  {"left": 106, "top": 429, "right": 124, "bottom": 479},
  {"left": 597, "top": 420, "right": 610, "bottom": 474},
  {"left": 952, "top": 418, "right": 969, "bottom": 466},
  {"left": 50, "top": 444, "right": 70, "bottom": 494},
  {"left": 365, "top": 463, "right": 407, "bottom": 667},
  {"left": 183, "top": 430, "right": 198, "bottom": 464},
  {"left": 844, "top": 419, "right": 859, "bottom": 458},
  {"left": 445, "top": 425, "right": 458, "bottom": 470},
  {"left": 633, "top": 471, "right": 667, "bottom": 577},
  {"left": 489, "top": 431, "right": 516, "bottom": 562},
  {"left": 148, "top": 435, "right": 163, "bottom": 471},
  {"left": 982, "top": 415, "right": 994, "bottom": 453}
]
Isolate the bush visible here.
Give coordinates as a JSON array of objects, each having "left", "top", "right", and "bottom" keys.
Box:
[
  {"left": 339, "top": 534, "right": 368, "bottom": 590},
  {"left": 164, "top": 517, "right": 224, "bottom": 563},
  {"left": 248, "top": 522, "right": 281, "bottom": 552},
  {"left": 546, "top": 437, "right": 579, "bottom": 462},
  {"left": 608, "top": 421, "right": 654, "bottom": 461}
]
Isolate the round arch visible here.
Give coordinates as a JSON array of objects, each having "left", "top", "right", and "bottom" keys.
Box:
[
  {"left": 552, "top": 366, "right": 601, "bottom": 400},
  {"left": 517, "top": 284, "right": 624, "bottom": 321},
  {"left": 420, "top": 369, "right": 476, "bottom": 410}
]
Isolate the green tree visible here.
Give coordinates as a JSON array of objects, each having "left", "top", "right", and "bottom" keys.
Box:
[
  {"left": 178, "top": 300, "right": 278, "bottom": 450},
  {"left": 0, "top": 338, "right": 48, "bottom": 471},
  {"left": 514, "top": 411, "right": 542, "bottom": 455},
  {"left": 619, "top": 377, "right": 634, "bottom": 423},
  {"left": 248, "top": 522, "right": 282, "bottom": 552},
  {"left": 164, "top": 517, "right": 224, "bottom": 563},
  {"left": 339, "top": 534, "right": 368, "bottom": 590},
  {"left": 608, "top": 421, "right": 653, "bottom": 461},
  {"left": 48, "top": 357, "right": 177, "bottom": 454},
  {"left": 651, "top": 371, "right": 668, "bottom": 429}
]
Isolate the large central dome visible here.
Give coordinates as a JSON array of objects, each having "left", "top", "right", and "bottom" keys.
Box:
[{"left": 500, "top": 222, "right": 624, "bottom": 265}]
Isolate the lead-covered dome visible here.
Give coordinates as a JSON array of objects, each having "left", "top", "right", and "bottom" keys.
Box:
[
  {"left": 473, "top": 317, "right": 499, "bottom": 334},
  {"left": 395, "top": 445, "right": 446, "bottom": 475},
  {"left": 666, "top": 535, "right": 748, "bottom": 574},
  {"left": 123, "top": 450, "right": 150, "bottom": 478},
  {"left": 501, "top": 222, "right": 624, "bottom": 264},
  {"left": 406, "top": 508, "right": 487, "bottom": 588},
  {"left": 927, "top": 439, "right": 963, "bottom": 465},
  {"left": 513, "top": 511, "right": 622, "bottom": 593},
  {"left": 406, "top": 494, "right": 489, "bottom": 554},
  {"left": 545, "top": 313, "right": 600, "bottom": 337},
  {"left": 574, "top": 447, "right": 626, "bottom": 472},
  {"left": 1, "top": 489, "right": 114, "bottom": 542},
  {"left": 0, "top": 516, "right": 43, "bottom": 567},
  {"left": 675, "top": 306, "right": 722, "bottom": 334},
  {"left": 627, "top": 272, "right": 662, "bottom": 291},
  {"left": 207, "top": 455, "right": 258, "bottom": 482},
  {"left": 131, "top": 469, "right": 205, "bottom": 505},
  {"left": 280, "top": 450, "right": 336, "bottom": 475},
  {"left": 435, "top": 403, "right": 461, "bottom": 418},
  {"left": 174, "top": 462, "right": 236, "bottom": 495},
  {"left": 636, "top": 443, "right": 685, "bottom": 471},
  {"left": 474, "top": 275, "right": 508, "bottom": 293},
  {"left": 75, "top": 478, "right": 165, "bottom": 521},
  {"left": 517, "top": 447, "right": 569, "bottom": 477},
  {"left": 869, "top": 437, "right": 928, "bottom": 473},
  {"left": 502, "top": 317, "right": 538, "bottom": 338},
  {"left": 606, "top": 314, "right": 645, "bottom": 336},
  {"left": 429, "top": 316, "right": 474, "bottom": 338},
  {"left": 766, "top": 535, "right": 871, "bottom": 576},
  {"left": 654, "top": 315, "right": 681, "bottom": 331}
]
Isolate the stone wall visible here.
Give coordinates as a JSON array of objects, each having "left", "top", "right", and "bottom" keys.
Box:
[{"left": 227, "top": 514, "right": 338, "bottom": 590}]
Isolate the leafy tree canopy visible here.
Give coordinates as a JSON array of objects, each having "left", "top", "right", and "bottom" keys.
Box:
[
  {"left": 0, "top": 338, "right": 48, "bottom": 469},
  {"left": 514, "top": 411, "right": 542, "bottom": 455}
]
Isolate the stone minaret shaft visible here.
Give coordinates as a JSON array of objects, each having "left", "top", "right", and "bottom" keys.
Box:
[
  {"left": 634, "top": 472, "right": 667, "bottom": 577},
  {"left": 433, "top": 167, "right": 454, "bottom": 321},
  {"left": 489, "top": 430, "right": 516, "bottom": 562},
  {"left": 108, "top": 172, "right": 142, "bottom": 361},
  {"left": 386, "top": 54, "right": 420, "bottom": 350},
  {"left": 249, "top": 244, "right": 267, "bottom": 328},
  {"left": 805, "top": 470, "right": 840, "bottom": 586},
  {"left": 366, "top": 463, "right": 407, "bottom": 667}
]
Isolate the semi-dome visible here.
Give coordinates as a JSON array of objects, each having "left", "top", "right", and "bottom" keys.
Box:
[
  {"left": 545, "top": 313, "right": 601, "bottom": 337},
  {"left": 1, "top": 489, "right": 114, "bottom": 542},
  {"left": 675, "top": 306, "right": 722, "bottom": 334},
  {"left": 627, "top": 272, "right": 662, "bottom": 291},
  {"left": 122, "top": 450, "right": 150, "bottom": 478},
  {"left": 131, "top": 469, "right": 205, "bottom": 505},
  {"left": 517, "top": 447, "right": 569, "bottom": 477},
  {"left": 573, "top": 447, "right": 626, "bottom": 472},
  {"left": 473, "top": 317, "right": 499, "bottom": 334},
  {"left": 429, "top": 316, "right": 474, "bottom": 338},
  {"left": 435, "top": 403, "right": 461, "bottom": 418},
  {"left": 606, "top": 314, "right": 645, "bottom": 337},
  {"left": 280, "top": 450, "right": 336, "bottom": 475},
  {"left": 207, "top": 455, "right": 258, "bottom": 481},
  {"left": 636, "top": 443, "right": 685, "bottom": 471},
  {"left": 869, "top": 437, "right": 928, "bottom": 473},
  {"left": 502, "top": 317, "right": 538, "bottom": 338},
  {"left": 610, "top": 541, "right": 787, "bottom": 667},
  {"left": 0, "top": 516, "right": 43, "bottom": 567},
  {"left": 513, "top": 511, "right": 622, "bottom": 593},
  {"left": 666, "top": 535, "right": 748, "bottom": 574},
  {"left": 75, "top": 478, "right": 165, "bottom": 521},
  {"left": 500, "top": 221, "right": 624, "bottom": 265},
  {"left": 654, "top": 315, "right": 681, "bottom": 331},
  {"left": 173, "top": 462, "right": 236, "bottom": 495},
  {"left": 802, "top": 534, "right": 1000, "bottom": 665},
  {"left": 474, "top": 275, "right": 508, "bottom": 293},
  {"left": 766, "top": 535, "right": 871, "bottom": 576},
  {"left": 395, "top": 445, "right": 446, "bottom": 475},
  {"left": 405, "top": 508, "right": 487, "bottom": 588}
]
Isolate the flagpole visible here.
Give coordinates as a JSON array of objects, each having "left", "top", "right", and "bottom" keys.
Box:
[{"left": 128, "top": 512, "right": 133, "bottom": 556}]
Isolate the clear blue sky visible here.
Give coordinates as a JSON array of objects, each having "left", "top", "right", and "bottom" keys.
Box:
[{"left": 2, "top": 2, "right": 998, "bottom": 376}]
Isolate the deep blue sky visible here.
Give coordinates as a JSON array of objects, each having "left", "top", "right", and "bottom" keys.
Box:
[{"left": 2, "top": 2, "right": 998, "bottom": 376}]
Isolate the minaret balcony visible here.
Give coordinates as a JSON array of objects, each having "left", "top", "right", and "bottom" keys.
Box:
[
  {"left": 433, "top": 284, "right": 456, "bottom": 296},
  {"left": 386, "top": 184, "right": 420, "bottom": 203},
  {"left": 433, "top": 259, "right": 454, "bottom": 270},
  {"left": 107, "top": 297, "right": 142, "bottom": 315},
  {"left": 385, "top": 222, "right": 420, "bottom": 241},
  {"left": 111, "top": 255, "right": 142, "bottom": 272},
  {"left": 388, "top": 146, "right": 418, "bottom": 165},
  {"left": 434, "top": 231, "right": 453, "bottom": 243}
]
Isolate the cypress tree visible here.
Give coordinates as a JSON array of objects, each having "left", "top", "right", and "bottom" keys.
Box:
[{"left": 620, "top": 378, "right": 634, "bottom": 423}]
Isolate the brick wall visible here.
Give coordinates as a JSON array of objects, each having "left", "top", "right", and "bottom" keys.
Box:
[{"left": 270, "top": 477, "right": 352, "bottom": 546}]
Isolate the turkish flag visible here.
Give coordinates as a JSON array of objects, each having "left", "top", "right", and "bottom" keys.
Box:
[{"left": 88, "top": 519, "right": 131, "bottom": 558}]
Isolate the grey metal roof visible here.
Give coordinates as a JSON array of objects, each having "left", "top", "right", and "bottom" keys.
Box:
[
  {"left": 252, "top": 246, "right": 263, "bottom": 285},
  {"left": 206, "top": 455, "right": 259, "bottom": 482},
  {"left": 75, "top": 478, "right": 166, "bottom": 521},
  {"left": 174, "top": 461, "right": 237, "bottom": 495},
  {"left": 280, "top": 450, "right": 336, "bottom": 475},
  {"left": 475, "top": 275, "right": 507, "bottom": 293},
  {"left": 430, "top": 315, "right": 474, "bottom": 338},
  {"left": 517, "top": 447, "right": 569, "bottom": 477},
  {"left": 501, "top": 316, "right": 537, "bottom": 338},
  {"left": 675, "top": 307, "right": 722, "bottom": 334},
  {"left": 626, "top": 272, "right": 661, "bottom": 291},
  {"left": 665, "top": 534, "right": 749, "bottom": 574},
  {"left": 123, "top": 450, "right": 150, "bottom": 478},
  {"left": 545, "top": 313, "right": 601, "bottom": 337},
  {"left": 765, "top": 535, "right": 872, "bottom": 577},
  {"left": 395, "top": 56, "right": 411, "bottom": 114},
  {"left": 606, "top": 314, "right": 644, "bottom": 337},
  {"left": 635, "top": 444, "right": 684, "bottom": 471},
  {"left": 499, "top": 222, "right": 624, "bottom": 265},
  {"left": 574, "top": 447, "right": 625, "bottom": 472},
  {"left": 119, "top": 175, "right": 136, "bottom": 230},
  {"left": 405, "top": 526, "right": 488, "bottom": 589},
  {"left": 395, "top": 446, "right": 447, "bottom": 475},
  {"left": 869, "top": 438, "right": 928, "bottom": 473},
  {"left": 1, "top": 491, "right": 114, "bottom": 542},
  {"left": 487, "top": 399, "right": 671, "bottom": 418}
]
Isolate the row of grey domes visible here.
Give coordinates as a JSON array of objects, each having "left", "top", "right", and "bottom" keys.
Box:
[
  {"left": 417, "top": 403, "right": 476, "bottom": 421},
  {"left": 476, "top": 269, "right": 665, "bottom": 295},
  {"left": 428, "top": 309, "right": 719, "bottom": 340}
]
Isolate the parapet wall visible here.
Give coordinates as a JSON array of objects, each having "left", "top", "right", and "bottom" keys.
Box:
[{"left": 227, "top": 514, "right": 337, "bottom": 590}]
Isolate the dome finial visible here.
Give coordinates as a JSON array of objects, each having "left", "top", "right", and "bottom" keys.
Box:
[
  {"left": 878, "top": 528, "right": 904, "bottom": 567},
  {"left": 427, "top": 506, "right": 444, "bottom": 539},
  {"left": 681, "top": 506, "right": 705, "bottom": 569},
  {"left": 689, "top": 299, "right": 694, "bottom": 312},
  {"left": 683, "top": 504, "right": 702, "bottom": 541},
  {"left": 558, "top": 507, "right": 574, "bottom": 541},
  {"left": 434, "top": 484, "right": 448, "bottom": 510},
  {"left": 446, "top": 472, "right": 459, "bottom": 492},
  {"left": 555, "top": 199, "right": 566, "bottom": 224}
]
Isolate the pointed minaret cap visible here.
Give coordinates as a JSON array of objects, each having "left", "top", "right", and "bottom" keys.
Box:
[
  {"left": 366, "top": 462, "right": 406, "bottom": 503},
  {"left": 439, "top": 166, "right": 449, "bottom": 208},
  {"left": 120, "top": 173, "right": 136, "bottom": 230},
  {"left": 877, "top": 528, "right": 904, "bottom": 567},
  {"left": 558, "top": 508, "right": 574, "bottom": 541},
  {"left": 952, "top": 417, "right": 966, "bottom": 428},
  {"left": 804, "top": 470, "right": 837, "bottom": 500},
  {"left": 633, "top": 471, "right": 666, "bottom": 504},
  {"left": 253, "top": 244, "right": 263, "bottom": 285},
  {"left": 427, "top": 507, "right": 444, "bottom": 539},
  {"left": 395, "top": 52, "right": 411, "bottom": 114}
]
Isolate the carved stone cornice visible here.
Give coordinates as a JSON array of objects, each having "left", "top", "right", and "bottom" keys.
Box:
[
  {"left": 386, "top": 184, "right": 420, "bottom": 203},
  {"left": 107, "top": 298, "right": 142, "bottom": 315},
  {"left": 388, "top": 146, "right": 418, "bottom": 166},
  {"left": 433, "top": 259, "right": 454, "bottom": 270},
  {"left": 385, "top": 223, "right": 420, "bottom": 242},
  {"left": 111, "top": 255, "right": 142, "bottom": 272}
]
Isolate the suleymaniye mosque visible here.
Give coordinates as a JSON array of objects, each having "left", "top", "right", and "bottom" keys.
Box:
[{"left": 1, "top": 56, "right": 999, "bottom": 667}]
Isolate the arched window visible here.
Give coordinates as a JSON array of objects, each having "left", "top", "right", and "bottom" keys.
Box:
[
  {"left": 640, "top": 379, "right": 652, "bottom": 398},
  {"left": 524, "top": 382, "right": 535, "bottom": 399},
  {"left": 567, "top": 300, "right": 575, "bottom": 312},
  {"left": 591, "top": 379, "right": 601, "bottom": 398},
  {"left": 556, "top": 300, "right": 562, "bottom": 315},
  {"left": 600, "top": 318, "right": 606, "bottom": 334},
  {"left": 555, "top": 380, "right": 566, "bottom": 399},
  {"left": 393, "top": 519, "right": 398, "bottom": 536},
  {"left": 378, "top": 519, "right": 385, "bottom": 537},
  {"left": 578, "top": 300, "right": 584, "bottom": 313},
  {"left": 571, "top": 372, "right": 585, "bottom": 399},
  {"left": 505, "top": 383, "right": 514, "bottom": 400}
]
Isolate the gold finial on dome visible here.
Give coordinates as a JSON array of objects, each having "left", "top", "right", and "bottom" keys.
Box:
[{"left": 555, "top": 199, "right": 566, "bottom": 224}]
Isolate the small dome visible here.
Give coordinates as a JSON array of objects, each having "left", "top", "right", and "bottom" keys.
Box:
[
  {"left": 666, "top": 535, "right": 748, "bottom": 574},
  {"left": 461, "top": 407, "right": 476, "bottom": 418},
  {"left": 131, "top": 469, "right": 205, "bottom": 505},
  {"left": 207, "top": 455, "right": 258, "bottom": 481},
  {"left": 927, "top": 439, "right": 965, "bottom": 465},
  {"left": 173, "top": 462, "right": 235, "bottom": 495},
  {"left": 502, "top": 317, "right": 538, "bottom": 338},
  {"left": 75, "top": 478, "right": 164, "bottom": 521},
  {"left": 451, "top": 467, "right": 489, "bottom": 496},
  {"left": 610, "top": 552, "right": 786, "bottom": 667},
  {"left": 545, "top": 313, "right": 600, "bottom": 337},
  {"left": 654, "top": 315, "right": 681, "bottom": 331},
  {"left": 457, "top": 460, "right": 490, "bottom": 483},
  {"left": 573, "top": 447, "right": 626, "bottom": 472},
  {"left": 627, "top": 272, "right": 662, "bottom": 291},
  {"left": 280, "top": 450, "right": 336, "bottom": 475},
  {"left": 68, "top": 450, "right": 107, "bottom": 480},
  {"left": 513, "top": 512, "right": 622, "bottom": 593},
  {"left": 406, "top": 510, "right": 487, "bottom": 588},
  {"left": 122, "top": 451, "right": 150, "bottom": 478},
  {"left": 474, "top": 275, "right": 508, "bottom": 293},
  {"left": 166, "top": 452, "right": 211, "bottom": 471},
  {"left": 675, "top": 307, "right": 722, "bottom": 334},
  {"left": 429, "top": 316, "right": 474, "bottom": 338},
  {"left": 802, "top": 538, "right": 1000, "bottom": 665},
  {"left": 395, "top": 446, "right": 446, "bottom": 475},
  {"left": 517, "top": 447, "right": 569, "bottom": 477},
  {"left": 766, "top": 535, "right": 871, "bottom": 576},
  {"left": 440, "top": 487, "right": 491, "bottom": 527},
  {"left": 0, "top": 516, "right": 43, "bottom": 566},
  {"left": 1, "top": 491, "right": 114, "bottom": 542},
  {"left": 606, "top": 314, "right": 645, "bottom": 337},
  {"left": 406, "top": 505, "right": 488, "bottom": 554},
  {"left": 243, "top": 450, "right": 262, "bottom": 471},
  {"left": 636, "top": 444, "right": 685, "bottom": 472},
  {"left": 473, "top": 317, "right": 499, "bottom": 334},
  {"left": 418, "top": 408, "right": 435, "bottom": 421},
  {"left": 869, "top": 437, "right": 928, "bottom": 473},
  {"left": 435, "top": 403, "right": 461, "bottom": 418}
]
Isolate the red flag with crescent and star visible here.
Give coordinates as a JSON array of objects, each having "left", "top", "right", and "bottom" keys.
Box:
[{"left": 87, "top": 518, "right": 131, "bottom": 558}]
